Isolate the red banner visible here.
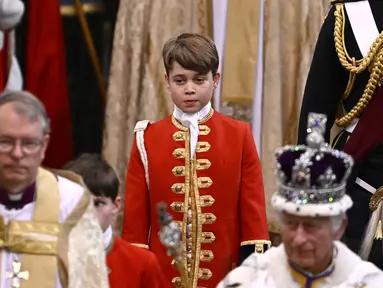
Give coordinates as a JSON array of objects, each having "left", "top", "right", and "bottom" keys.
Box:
[{"left": 25, "top": 0, "right": 73, "bottom": 168}]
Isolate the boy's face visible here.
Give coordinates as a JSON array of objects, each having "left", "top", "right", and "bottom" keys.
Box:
[
  {"left": 93, "top": 195, "right": 121, "bottom": 232},
  {"left": 165, "top": 62, "right": 220, "bottom": 113}
]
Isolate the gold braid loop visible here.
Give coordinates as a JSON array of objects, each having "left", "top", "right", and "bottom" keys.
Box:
[
  {"left": 334, "top": 3, "right": 383, "bottom": 127},
  {"left": 334, "top": 3, "right": 383, "bottom": 74},
  {"left": 336, "top": 49, "right": 383, "bottom": 126},
  {"left": 342, "top": 57, "right": 356, "bottom": 100}
]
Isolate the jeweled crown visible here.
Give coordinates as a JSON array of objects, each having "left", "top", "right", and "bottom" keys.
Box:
[{"left": 274, "top": 113, "right": 354, "bottom": 205}]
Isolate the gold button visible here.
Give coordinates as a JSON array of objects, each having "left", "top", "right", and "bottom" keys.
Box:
[
  {"left": 175, "top": 279, "right": 182, "bottom": 287},
  {"left": 175, "top": 203, "right": 182, "bottom": 211},
  {"left": 176, "top": 150, "right": 182, "bottom": 157},
  {"left": 176, "top": 167, "right": 183, "bottom": 175},
  {"left": 176, "top": 133, "right": 182, "bottom": 139},
  {"left": 175, "top": 184, "right": 182, "bottom": 192}
]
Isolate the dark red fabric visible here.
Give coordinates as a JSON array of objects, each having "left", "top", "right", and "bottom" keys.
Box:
[
  {"left": 0, "top": 32, "right": 9, "bottom": 91},
  {"left": 25, "top": 0, "right": 73, "bottom": 168},
  {"left": 343, "top": 85, "right": 383, "bottom": 164}
]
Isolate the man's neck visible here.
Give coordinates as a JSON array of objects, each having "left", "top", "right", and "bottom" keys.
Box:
[{"left": 0, "top": 171, "right": 35, "bottom": 194}]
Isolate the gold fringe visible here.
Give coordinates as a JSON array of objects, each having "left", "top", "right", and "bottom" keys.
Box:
[{"left": 375, "top": 220, "right": 383, "bottom": 240}]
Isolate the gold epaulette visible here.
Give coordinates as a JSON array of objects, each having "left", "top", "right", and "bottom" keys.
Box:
[{"left": 369, "top": 186, "right": 383, "bottom": 212}]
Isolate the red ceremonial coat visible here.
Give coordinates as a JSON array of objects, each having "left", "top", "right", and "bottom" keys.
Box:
[
  {"left": 107, "top": 236, "right": 166, "bottom": 288},
  {"left": 122, "top": 109, "right": 269, "bottom": 287}
]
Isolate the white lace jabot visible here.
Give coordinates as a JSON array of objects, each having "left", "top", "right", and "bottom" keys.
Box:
[
  {"left": 103, "top": 225, "right": 113, "bottom": 250},
  {"left": 173, "top": 102, "right": 211, "bottom": 158}
]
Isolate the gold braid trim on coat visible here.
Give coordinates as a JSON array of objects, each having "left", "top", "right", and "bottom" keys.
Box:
[{"left": 333, "top": 3, "right": 383, "bottom": 127}]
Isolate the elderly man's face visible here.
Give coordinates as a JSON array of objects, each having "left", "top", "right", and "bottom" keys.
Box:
[
  {"left": 0, "top": 103, "right": 49, "bottom": 192},
  {"left": 281, "top": 213, "right": 346, "bottom": 274}
]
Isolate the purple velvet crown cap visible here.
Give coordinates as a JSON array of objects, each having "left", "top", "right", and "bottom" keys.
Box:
[
  {"left": 276, "top": 147, "right": 351, "bottom": 189},
  {"left": 274, "top": 113, "right": 353, "bottom": 204}
]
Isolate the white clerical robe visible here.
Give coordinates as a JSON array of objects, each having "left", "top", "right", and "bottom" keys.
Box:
[
  {"left": 217, "top": 241, "right": 383, "bottom": 288},
  {"left": 0, "top": 170, "right": 110, "bottom": 288}
]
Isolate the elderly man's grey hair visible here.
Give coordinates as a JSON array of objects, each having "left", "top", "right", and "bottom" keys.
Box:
[
  {"left": 0, "top": 90, "right": 51, "bottom": 134},
  {"left": 331, "top": 213, "right": 347, "bottom": 232}
]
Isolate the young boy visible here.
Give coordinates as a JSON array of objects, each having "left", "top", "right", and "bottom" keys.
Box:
[
  {"left": 123, "top": 33, "right": 270, "bottom": 288},
  {"left": 64, "top": 153, "right": 166, "bottom": 288}
]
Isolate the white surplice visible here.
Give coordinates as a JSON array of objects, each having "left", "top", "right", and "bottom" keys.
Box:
[{"left": 0, "top": 175, "right": 110, "bottom": 288}]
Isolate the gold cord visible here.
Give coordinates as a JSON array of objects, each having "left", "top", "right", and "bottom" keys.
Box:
[
  {"left": 333, "top": 3, "right": 383, "bottom": 127},
  {"left": 342, "top": 57, "right": 356, "bottom": 100}
]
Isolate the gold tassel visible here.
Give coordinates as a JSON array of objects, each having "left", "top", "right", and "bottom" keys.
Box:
[{"left": 375, "top": 220, "right": 383, "bottom": 240}]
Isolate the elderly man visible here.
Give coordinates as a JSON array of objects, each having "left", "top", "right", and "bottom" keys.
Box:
[
  {"left": 218, "top": 113, "right": 383, "bottom": 288},
  {"left": 0, "top": 90, "right": 109, "bottom": 287}
]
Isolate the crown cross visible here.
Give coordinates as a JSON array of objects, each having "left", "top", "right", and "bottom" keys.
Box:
[
  {"left": 306, "top": 113, "right": 327, "bottom": 149},
  {"left": 6, "top": 259, "right": 29, "bottom": 288}
]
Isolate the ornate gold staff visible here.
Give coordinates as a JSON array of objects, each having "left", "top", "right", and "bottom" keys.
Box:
[
  {"left": 157, "top": 202, "right": 190, "bottom": 288},
  {"left": 73, "top": 0, "right": 107, "bottom": 103}
]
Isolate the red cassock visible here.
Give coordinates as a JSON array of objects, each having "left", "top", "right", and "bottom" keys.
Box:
[
  {"left": 107, "top": 236, "right": 166, "bottom": 288},
  {"left": 123, "top": 109, "right": 270, "bottom": 287}
]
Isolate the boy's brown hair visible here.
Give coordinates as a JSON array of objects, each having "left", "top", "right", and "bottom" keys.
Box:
[
  {"left": 162, "top": 33, "right": 219, "bottom": 76},
  {"left": 63, "top": 153, "right": 119, "bottom": 201}
]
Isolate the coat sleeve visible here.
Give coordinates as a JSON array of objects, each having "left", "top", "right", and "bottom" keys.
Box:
[
  {"left": 297, "top": 6, "right": 348, "bottom": 144},
  {"left": 121, "top": 133, "right": 150, "bottom": 249},
  {"left": 239, "top": 123, "right": 270, "bottom": 259},
  {"left": 142, "top": 252, "right": 169, "bottom": 288}
]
